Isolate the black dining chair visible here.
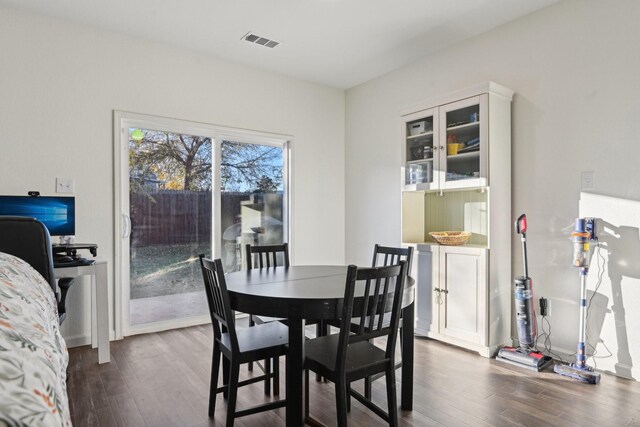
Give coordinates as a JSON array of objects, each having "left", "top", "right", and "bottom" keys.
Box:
[
  {"left": 246, "top": 243, "right": 328, "bottom": 382},
  {"left": 245, "top": 243, "right": 289, "bottom": 391},
  {"left": 328, "top": 245, "right": 414, "bottom": 401},
  {"left": 199, "top": 255, "right": 288, "bottom": 426},
  {"left": 303, "top": 261, "right": 407, "bottom": 427},
  {"left": 364, "top": 245, "right": 413, "bottom": 398}
]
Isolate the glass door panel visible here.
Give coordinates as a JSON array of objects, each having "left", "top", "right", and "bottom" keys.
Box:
[
  {"left": 128, "top": 128, "right": 212, "bottom": 326},
  {"left": 404, "top": 112, "right": 436, "bottom": 188},
  {"left": 442, "top": 98, "right": 482, "bottom": 186},
  {"left": 220, "top": 140, "right": 286, "bottom": 272}
]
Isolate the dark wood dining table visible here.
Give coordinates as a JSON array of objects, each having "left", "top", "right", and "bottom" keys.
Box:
[{"left": 225, "top": 265, "right": 415, "bottom": 427}]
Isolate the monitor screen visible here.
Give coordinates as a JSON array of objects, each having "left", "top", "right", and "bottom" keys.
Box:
[{"left": 0, "top": 195, "right": 75, "bottom": 236}]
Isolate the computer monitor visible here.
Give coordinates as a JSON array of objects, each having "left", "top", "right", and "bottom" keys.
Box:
[{"left": 0, "top": 195, "right": 75, "bottom": 236}]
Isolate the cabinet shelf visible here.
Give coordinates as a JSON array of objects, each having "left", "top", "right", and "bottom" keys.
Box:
[
  {"left": 407, "top": 158, "right": 434, "bottom": 165},
  {"left": 446, "top": 121, "right": 479, "bottom": 132},
  {"left": 407, "top": 131, "right": 434, "bottom": 140},
  {"left": 446, "top": 151, "right": 479, "bottom": 161},
  {"left": 418, "top": 242, "right": 487, "bottom": 250}
]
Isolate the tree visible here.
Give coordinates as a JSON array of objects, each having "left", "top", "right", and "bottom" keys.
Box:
[
  {"left": 130, "top": 130, "right": 211, "bottom": 192},
  {"left": 220, "top": 141, "right": 282, "bottom": 192},
  {"left": 129, "top": 130, "right": 283, "bottom": 193},
  {"left": 254, "top": 175, "right": 278, "bottom": 193}
]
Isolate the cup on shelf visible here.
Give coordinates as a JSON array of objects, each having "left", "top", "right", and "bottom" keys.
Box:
[{"left": 447, "top": 143, "right": 464, "bottom": 155}]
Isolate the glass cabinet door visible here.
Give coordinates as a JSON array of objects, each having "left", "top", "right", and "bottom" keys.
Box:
[
  {"left": 439, "top": 95, "right": 488, "bottom": 189},
  {"left": 404, "top": 109, "right": 437, "bottom": 189}
]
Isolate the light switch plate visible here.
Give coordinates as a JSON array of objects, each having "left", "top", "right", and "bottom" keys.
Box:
[{"left": 56, "top": 177, "right": 74, "bottom": 194}]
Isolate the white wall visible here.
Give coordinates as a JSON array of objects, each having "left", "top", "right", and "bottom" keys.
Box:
[
  {"left": 345, "top": 0, "right": 640, "bottom": 370},
  {"left": 0, "top": 7, "right": 345, "bottom": 345}
]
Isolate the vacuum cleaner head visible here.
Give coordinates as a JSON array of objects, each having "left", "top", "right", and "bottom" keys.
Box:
[
  {"left": 553, "top": 363, "right": 601, "bottom": 384},
  {"left": 496, "top": 346, "right": 553, "bottom": 372}
]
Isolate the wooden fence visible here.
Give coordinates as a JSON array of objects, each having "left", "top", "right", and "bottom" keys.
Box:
[{"left": 130, "top": 191, "right": 282, "bottom": 247}]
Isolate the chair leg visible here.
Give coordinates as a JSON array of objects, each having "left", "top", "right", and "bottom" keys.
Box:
[
  {"left": 264, "top": 357, "right": 272, "bottom": 395},
  {"left": 364, "top": 376, "right": 372, "bottom": 400},
  {"left": 386, "top": 364, "right": 398, "bottom": 427},
  {"left": 346, "top": 382, "right": 351, "bottom": 412},
  {"left": 273, "top": 356, "right": 280, "bottom": 396},
  {"left": 248, "top": 316, "right": 255, "bottom": 371},
  {"left": 315, "top": 322, "right": 326, "bottom": 382},
  {"left": 209, "top": 346, "right": 221, "bottom": 418},
  {"left": 226, "top": 361, "right": 240, "bottom": 427},
  {"left": 335, "top": 380, "right": 348, "bottom": 427},
  {"left": 222, "top": 357, "right": 230, "bottom": 399},
  {"left": 304, "top": 369, "right": 310, "bottom": 419},
  {"left": 364, "top": 338, "right": 374, "bottom": 400}
]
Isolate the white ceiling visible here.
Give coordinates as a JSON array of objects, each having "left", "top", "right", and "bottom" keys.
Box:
[{"left": 1, "top": 0, "right": 559, "bottom": 88}]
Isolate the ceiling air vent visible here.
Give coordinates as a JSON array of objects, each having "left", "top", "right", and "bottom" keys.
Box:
[{"left": 242, "top": 32, "right": 280, "bottom": 49}]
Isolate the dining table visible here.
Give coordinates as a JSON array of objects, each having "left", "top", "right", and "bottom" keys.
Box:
[{"left": 225, "top": 265, "right": 415, "bottom": 427}]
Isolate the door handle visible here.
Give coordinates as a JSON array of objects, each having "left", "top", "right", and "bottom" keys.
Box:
[{"left": 122, "top": 214, "right": 131, "bottom": 238}]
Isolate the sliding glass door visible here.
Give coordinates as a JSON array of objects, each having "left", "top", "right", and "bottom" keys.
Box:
[{"left": 115, "top": 112, "right": 289, "bottom": 336}]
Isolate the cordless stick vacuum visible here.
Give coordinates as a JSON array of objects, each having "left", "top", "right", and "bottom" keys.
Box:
[
  {"left": 553, "top": 218, "right": 601, "bottom": 384},
  {"left": 497, "top": 214, "right": 553, "bottom": 371}
]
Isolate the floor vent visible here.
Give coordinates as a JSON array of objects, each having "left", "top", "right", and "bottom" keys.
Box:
[{"left": 242, "top": 32, "right": 280, "bottom": 48}]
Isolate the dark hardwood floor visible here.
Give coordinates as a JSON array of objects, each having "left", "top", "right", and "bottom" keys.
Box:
[{"left": 68, "top": 324, "right": 640, "bottom": 426}]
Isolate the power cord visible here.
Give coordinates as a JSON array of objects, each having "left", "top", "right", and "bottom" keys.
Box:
[
  {"left": 536, "top": 312, "right": 565, "bottom": 363},
  {"left": 584, "top": 241, "right": 613, "bottom": 368}
]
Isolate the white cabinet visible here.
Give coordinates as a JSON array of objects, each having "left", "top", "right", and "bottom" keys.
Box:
[
  {"left": 403, "top": 82, "right": 513, "bottom": 357},
  {"left": 417, "top": 244, "right": 489, "bottom": 352}
]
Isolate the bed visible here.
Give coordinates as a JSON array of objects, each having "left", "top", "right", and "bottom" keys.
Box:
[{"left": 0, "top": 252, "right": 72, "bottom": 426}]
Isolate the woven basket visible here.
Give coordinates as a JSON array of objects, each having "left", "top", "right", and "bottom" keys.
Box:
[{"left": 429, "top": 231, "right": 471, "bottom": 246}]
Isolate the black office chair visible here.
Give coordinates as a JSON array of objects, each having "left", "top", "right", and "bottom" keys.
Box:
[
  {"left": 304, "top": 261, "right": 407, "bottom": 426},
  {"left": 0, "top": 216, "right": 68, "bottom": 323},
  {"left": 199, "top": 255, "right": 288, "bottom": 426}
]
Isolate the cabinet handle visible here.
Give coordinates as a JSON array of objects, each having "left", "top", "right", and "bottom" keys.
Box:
[
  {"left": 439, "top": 145, "right": 444, "bottom": 150},
  {"left": 434, "top": 288, "right": 441, "bottom": 293},
  {"left": 443, "top": 289, "right": 449, "bottom": 294}
]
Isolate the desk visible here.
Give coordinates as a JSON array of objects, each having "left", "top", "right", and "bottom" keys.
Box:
[
  {"left": 55, "top": 260, "right": 110, "bottom": 364},
  {"left": 225, "top": 265, "right": 415, "bottom": 426}
]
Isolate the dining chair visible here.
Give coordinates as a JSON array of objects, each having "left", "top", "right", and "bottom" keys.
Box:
[
  {"left": 245, "top": 243, "right": 289, "bottom": 391},
  {"left": 246, "top": 242, "right": 328, "bottom": 383},
  {"left": 199, "top": 255, "right": 288, "bottom": 426},
  {"left": 328, "top": 245, "right": 413, "bottom": 401},
  {"left": 364, "top": 245, "right": 413, "bottom": 398},
  {"left": 303, "top": 261, "right": 407, "bottom": 427}
]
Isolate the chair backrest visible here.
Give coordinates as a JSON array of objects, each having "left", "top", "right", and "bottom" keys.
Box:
[
  {"left": 372, "top": 244, "right": 413, "bottom": 273},
  {"left": 0, "top": 216, "right": 57, "bottom": 293},
  {"left": 199, "top": 255, "right": 239, "bottom": 353},
  {"left": 336, "top": 261, "right": 407, "bottom": 371},
  {"left": 245, "top": 243, "right": 290, "bottom": 269}
]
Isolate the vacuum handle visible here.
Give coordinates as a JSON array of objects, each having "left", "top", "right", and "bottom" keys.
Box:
[
  {"left": 515, "top": 213, "right": 529, "bottom": 278},
  {"left": 515, "top": 214, "right": 527, "bottom": 235}
]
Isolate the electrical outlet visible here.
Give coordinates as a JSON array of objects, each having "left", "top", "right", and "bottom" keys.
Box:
[
  {"left": 546, "top": 299, "right": 551, "bottom": 317},
  {"left": 581, "top": 171, "right": 595, "bottom": 190},
  {"left": 56, "top": 177, "right": 74, "bottom": 194},
  {"left": 539, "top": 297, "right": 547, "bottom": 317}
]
